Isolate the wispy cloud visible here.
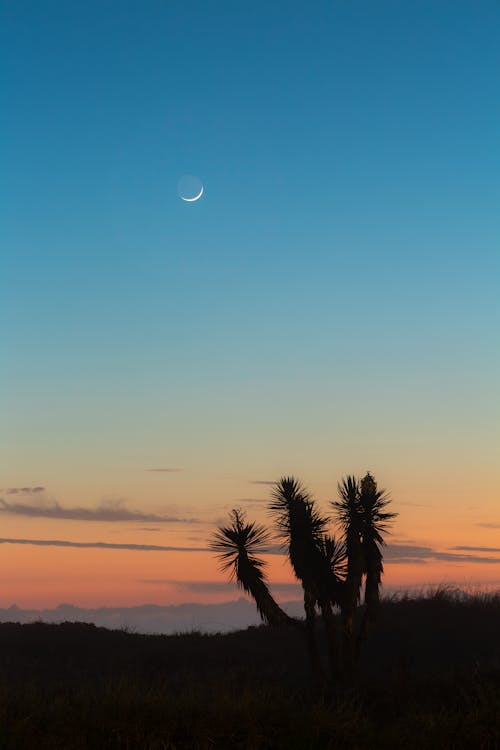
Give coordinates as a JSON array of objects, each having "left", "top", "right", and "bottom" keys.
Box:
[
  {"left": 262, "top": 544, "right": 284, "bottom": 556},
  {"left": 434, "top": 551, "right": 500, "bottom": 563},
  {"left": 0, "top": 537, "right": 209, "bottom": 552},
  {"left": 0, "top": 498, "right": 198, "bottom": 524},
  {"left": 476, "top": 523, "right": 500, "bottom": 529},
  {"left": 1, "top": 487, "right": 45, "bottom": 495},
  {"left": 451, "top": 545, "right": 500, "bottom": 554},
  {"left": 383, "top": 544, "right": 430, "bottom": 564},
  {"left": 141, "top": 580, "right": 302, "bottom": 595},
  {"left": 386, "top": 543, "right": 500, "bottom": 565},
  {"left": 248, "top": 480, "right": 275, "bottom": 486},
  {"left": 1, "top": 534, "right": 496, "bottom": 566}
]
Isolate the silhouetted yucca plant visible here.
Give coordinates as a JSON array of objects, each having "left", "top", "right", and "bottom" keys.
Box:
[
  {"left": 210, "top": 472, "right": 396, "bottom": 685},
  {"left": 332, "top": 472, "right": 397, "bottom": 677},
  {"left": 268, "top": 477, "right": 344, "bottom": 681},
  {"left": 210, "top": 508, "right": 293, "bottom": 626}
]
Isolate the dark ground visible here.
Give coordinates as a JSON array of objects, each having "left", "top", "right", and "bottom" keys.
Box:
[{"left": 1, "top": 591, "right": 499, "bottom": 749}]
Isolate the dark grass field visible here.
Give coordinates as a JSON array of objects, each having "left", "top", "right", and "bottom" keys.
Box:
[{"left": 1, "top": 591, "right": 500, "bottom": 749}]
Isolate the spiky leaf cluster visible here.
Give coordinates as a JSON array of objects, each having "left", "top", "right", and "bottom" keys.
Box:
[
  {"left": 269, "top": 477, "right": 329, "bottom": 546},
  {"left": 331, "top": 473, "right": 398, "bottom": 612},
  {"left": 269, "top": 476, "right": 345, "bottom": 607},
  {"left": 270, "top": 478, "right": 329, "bottom": 574},
  {"left": 359, "top": 472, "right": 397, "bottom": 545},
  {"left": 210, "top": 509, "right": 270, "bottom": 584},
  {"left": 320, "top": 535, "right": 347, "bottom": 581},
  {"left": 333, "top": 473, "right": 397, "bottom": 551}
]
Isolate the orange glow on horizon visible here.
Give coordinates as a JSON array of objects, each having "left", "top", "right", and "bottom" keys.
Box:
[{"left": 1, "top": 540, "right": 499, "bottom": 610}]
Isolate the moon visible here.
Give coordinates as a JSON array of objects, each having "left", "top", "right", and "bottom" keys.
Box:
[
  {"left": 181, "top": 185, "right": 204, "bottom": 202},
  {"left": 178, "top": 175, "right": 204, "bottom": 203}
]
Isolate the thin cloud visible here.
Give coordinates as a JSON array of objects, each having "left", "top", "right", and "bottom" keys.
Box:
[
  {"left": 385, "top": 543, "right": 500, "bottom": 565},
  {"left": 262, "top": 544, "right": 285, "bottom": 556},
  {"left": 476, "top": 523, "right": 500, "bottom": 529},
  {"left": 435, "top": 551, "right": 500, "bottom": 564},
  {"left": 248, "top": 480, "right": 275, "bottom": 486},
  {"left": 2, "top": 535, "right": 496, "bottom": 565},
  {"left": 451, "top": 545, "right": 500, "bottom": 554},
  {"left": 232, "top": 501, "right": 270, "bottom": 511},
  {"left": 0, "top": 537, "right": 209, "bottom": 552},
  {"left": 1, "top": 487, "right": 45, "bottom": 495},
  {"left": 384, "top": 544, "right": 433, "bottom": 564},
  {"left": 0, "top": 498, "right": 198, "bottom": 524},
  {"left": 141, "top": 580, "right": 302, "bottom": 595}
]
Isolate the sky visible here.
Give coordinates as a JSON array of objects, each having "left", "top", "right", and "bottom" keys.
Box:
[{"left": 1, "top": 1, "right": 499, "bottom": 617}]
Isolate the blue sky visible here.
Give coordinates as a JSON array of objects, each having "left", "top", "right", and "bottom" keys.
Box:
[{"left": 1, "top": 1, "right": 499, "bottom": 606}]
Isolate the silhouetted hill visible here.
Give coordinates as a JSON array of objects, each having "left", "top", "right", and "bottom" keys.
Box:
[
  {"left": 1, "top": 592, "right": 499, "bottom": 748},
  {"left": 361, "top": 589, "right": 500, "bottom": 676}
]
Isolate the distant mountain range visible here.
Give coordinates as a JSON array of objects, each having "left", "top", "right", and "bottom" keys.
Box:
[
  {"left": 2, "top": 584, "right": 492, "bottom": 635},
  {"left": 0, "top": 599, "right": 305, "bottom": 635}
]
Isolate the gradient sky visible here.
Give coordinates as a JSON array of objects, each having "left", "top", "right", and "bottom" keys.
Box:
[{"left": 2, "top": 1, "right": 499, "bottom": 610}]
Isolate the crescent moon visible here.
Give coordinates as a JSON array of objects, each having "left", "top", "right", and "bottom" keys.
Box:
[{"left": 181, "top": 185, "right": 204, "bottom": 202}]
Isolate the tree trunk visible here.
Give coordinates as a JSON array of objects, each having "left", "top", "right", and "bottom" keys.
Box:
[
  {"left": 303, "top": 589, "right": 325, "bottom": 686},
  {"left": 318, "top": 598, "right": 340, "bottom": 682},
  {"left": 249, "top": 576, "right": 295, "bottom": 627}
]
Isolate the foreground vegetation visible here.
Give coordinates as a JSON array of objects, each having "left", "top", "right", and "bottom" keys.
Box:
[
  {"left": 211, "top": 473, "right": 397, "bottom": 685},
  {"left": 1, "top": 590, "right": 499, "bottom": 749}
]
